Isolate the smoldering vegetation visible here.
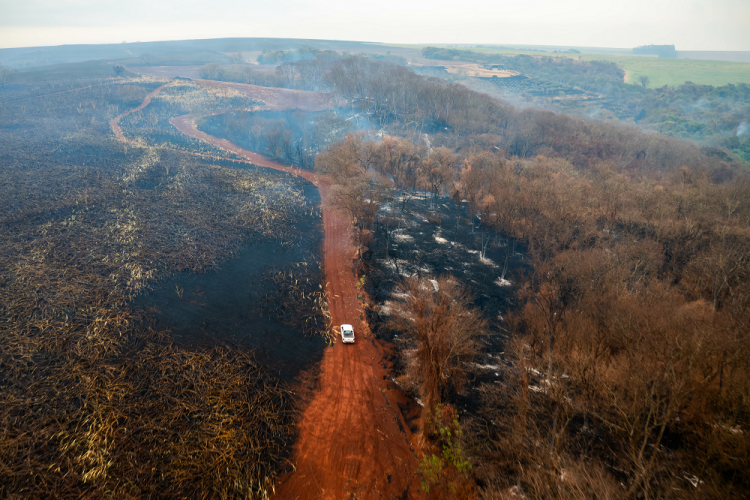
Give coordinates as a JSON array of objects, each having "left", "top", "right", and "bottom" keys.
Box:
[
  {"left": 0, "top": 77, "right": 327, "bottom": 497},
  {"left": 306, "top": 59, "right": 750, "bottom": 497},
  {"left": 198, "top": 109, "right": 356, "bottom": 168},
  {"left": 197, "top": 47, "right": 407, "bottom": 92},
  {"left": 195, "top": 47, "right": 750, "bottom": 164}
]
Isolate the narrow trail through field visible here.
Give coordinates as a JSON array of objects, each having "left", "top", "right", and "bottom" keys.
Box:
[
  {"left": 112, "top": 81, "right": 422, "bottom": 499},
  {"left": 109, "top": 83, "right": 170, "bottom": 141}
]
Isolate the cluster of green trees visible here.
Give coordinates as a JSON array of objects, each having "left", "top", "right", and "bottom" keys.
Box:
[
  {"left": 546, "top": 80, "right": 750, "bottom": 157},
  {"left": 634, "top": 83, "right": 750, "bottom": 158}
]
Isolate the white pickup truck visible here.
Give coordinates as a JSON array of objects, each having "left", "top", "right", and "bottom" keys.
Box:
[{"left": 341, "top": 324, "right": 355, "bottom": 343}]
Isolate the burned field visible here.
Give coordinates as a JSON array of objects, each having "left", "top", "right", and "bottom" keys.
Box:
[
  {"left": 363, "top": 194, "right": 527, "bottom": 398},
  {"left": 118, "top": 81, "right": 262, "bottom": 158},
  {"left": 0, "top": 78, "right": 326, "bottom": 498},
  {"left": 134, "top": 179, "right": 327, "bottom": 380}
]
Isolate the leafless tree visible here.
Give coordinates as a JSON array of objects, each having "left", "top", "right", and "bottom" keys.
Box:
[
  {"left": 140, "top": 53, "right": 156, "bottom": 66},
  {"left": 228, "top": 52, "right": 246, "bottom": 64},
  {"left": 326, "top": 174, "right": 385, "bottom": 256},
  {"left": 295, "top": 59, "right": 328, "bottom": 90},
  {"left": 0, "top": 65, "right": 17, "bottom": 90},
  {"left": 389, "top": 275, "right": 486, "bottom": 413},
  {"left": 275, "top": 62, "right": 297, "bottom": 88}
]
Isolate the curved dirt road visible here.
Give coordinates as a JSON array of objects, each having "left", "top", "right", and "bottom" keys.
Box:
[
  {"left": 110, "top": 83, "right": 170, "bottom": 141},
  {"left": 115, "top": 82, "right": 422, "bottom": 499}
]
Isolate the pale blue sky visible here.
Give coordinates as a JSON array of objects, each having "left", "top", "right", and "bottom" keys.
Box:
[{"left": 1, "top": 0, "right": 748, "bottom": 50}]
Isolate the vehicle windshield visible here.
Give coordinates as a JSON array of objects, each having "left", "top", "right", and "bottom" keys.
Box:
[{"left": 344, "top": 331, "right": 353, "bottom": 337}]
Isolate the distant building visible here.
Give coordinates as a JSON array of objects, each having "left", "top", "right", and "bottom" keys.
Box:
[{"left": 484, "top": 64, "right": 507, "bottom": 71}]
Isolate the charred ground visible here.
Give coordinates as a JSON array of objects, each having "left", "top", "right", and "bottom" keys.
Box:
[{"left": 0, "top": 74, "right": 328, "bottom": 498}]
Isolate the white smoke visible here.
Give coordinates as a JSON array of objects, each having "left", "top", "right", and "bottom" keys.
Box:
[{"left": 738, "top": 121, "right": 749, "bottom": 137}]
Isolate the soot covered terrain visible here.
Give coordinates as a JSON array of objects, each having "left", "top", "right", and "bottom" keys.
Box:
[
  {"left": 364, "top": 194, "right": 528, "bottom": 385},
  {"left": 135, "top": 177, "right": 326, "bottom": 381}
]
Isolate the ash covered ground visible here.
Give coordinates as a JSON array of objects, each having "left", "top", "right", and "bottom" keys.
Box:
[
  {"left": 134, "top": 171, "right": 327, "bottom": 382},
  {"left": 363, "top": 192, "right": 529, "bottom": 409}
]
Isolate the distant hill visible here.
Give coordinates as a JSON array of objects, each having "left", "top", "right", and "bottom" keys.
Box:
[
  {"left": 676, "top": 50, "right": 750, "bottom": 63},
  {"left": 0, "top": 38, "right": 377, "bottom": 69}
]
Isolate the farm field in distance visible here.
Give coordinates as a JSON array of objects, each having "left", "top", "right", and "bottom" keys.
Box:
[{"left": 566, "top": 53, "right": 750, "bottom": 87}]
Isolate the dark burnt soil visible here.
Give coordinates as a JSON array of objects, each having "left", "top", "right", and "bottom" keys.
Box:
[
  {"left": 364, "top": 193, "right": 529, "bottom": 405},
  {"left": 133, "top": 175, "right": 325, "bottom": 382}
]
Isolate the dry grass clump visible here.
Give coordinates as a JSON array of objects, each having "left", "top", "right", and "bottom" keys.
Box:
[
  {"left": 1, "top": 335, "right": 293, "bottom": 499},
  {"left": 155, "top": 81, "right": 260, "bottom": 115},
  {"left": 262, "top": 261, "right": 334, "bottom": 342}
]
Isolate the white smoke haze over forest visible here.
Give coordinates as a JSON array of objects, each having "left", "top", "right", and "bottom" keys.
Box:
[{"left": 1, "top": 0, "right": 749, "bottom": 50}]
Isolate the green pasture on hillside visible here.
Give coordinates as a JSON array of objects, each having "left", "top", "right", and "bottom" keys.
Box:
[{"left": 574, "top": 53, "right": 750, "bottom": 88}]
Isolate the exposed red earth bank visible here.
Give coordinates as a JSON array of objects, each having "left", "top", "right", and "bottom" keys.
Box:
[{"left": 112, "top": 80, "right": 423, "bottom": 499}]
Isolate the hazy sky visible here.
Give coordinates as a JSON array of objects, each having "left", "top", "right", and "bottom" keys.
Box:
[{"left": 1, "top": 0, "right": 749, "bottom": 51}]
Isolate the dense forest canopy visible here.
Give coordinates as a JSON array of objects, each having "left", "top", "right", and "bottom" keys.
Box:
[{"left": 305, "top": 56, "right": 750, "bottom": 498}]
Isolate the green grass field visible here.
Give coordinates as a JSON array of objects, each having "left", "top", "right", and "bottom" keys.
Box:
[
  {"left": 377, "top": 43, "right": 750, "bottom": 88},
  {"left": 573, "top": 53, "right": 750, "bottom": 87}
]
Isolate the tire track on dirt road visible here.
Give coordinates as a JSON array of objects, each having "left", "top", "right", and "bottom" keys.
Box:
[{"left": 113, "top": 81, "right": 422, "bottom": 499}]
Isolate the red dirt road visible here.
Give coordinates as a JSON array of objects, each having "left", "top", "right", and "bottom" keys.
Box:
[{"left": 114, "top": 82, "right": 422, "bottom": 499}]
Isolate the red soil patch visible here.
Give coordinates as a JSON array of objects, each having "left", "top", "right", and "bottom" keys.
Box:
[{"left": 113, "top": 83, "right": 422, "bottom": 499}]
